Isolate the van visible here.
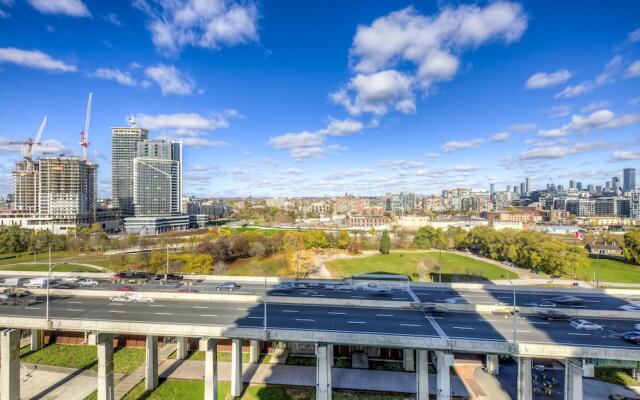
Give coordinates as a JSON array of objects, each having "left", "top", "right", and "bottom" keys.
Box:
[
  {"left": 0, "top": 278, "right": 22, "bottom": 287},
  {"left": 24, "top": 277, "right": 56, "bottom": 289}
]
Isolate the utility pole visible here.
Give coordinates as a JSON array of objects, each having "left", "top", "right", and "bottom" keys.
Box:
[{"left": 165, "top": 244, "right": 169, "bottom": 281}]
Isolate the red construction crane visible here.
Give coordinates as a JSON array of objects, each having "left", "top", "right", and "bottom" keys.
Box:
[{"left": 8, "top": 115, "right": 47, "bottom": 160}]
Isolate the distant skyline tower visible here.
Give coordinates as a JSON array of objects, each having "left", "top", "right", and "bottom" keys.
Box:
[
  {"left": 612, "top": 176, "right": 621, "bottom": 192},
  {"left": 624, "top": 168, "right": 636, "bottom": 192},
  {"left": 525, "top": 177, "right": 530, "bottom": 194},
  {"left": 111, "top": 124, "right": 149, "bottom": 217},
  {"left": 490, "top": 183, "right": 495, "bottom": 193}
]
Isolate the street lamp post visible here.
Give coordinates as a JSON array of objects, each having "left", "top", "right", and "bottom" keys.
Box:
[
  {"left": 501, "top": 274, "right": 517, "bottom": 347},
  {"left": 46, "top": 245, "right": 67, "bottom": 324}
]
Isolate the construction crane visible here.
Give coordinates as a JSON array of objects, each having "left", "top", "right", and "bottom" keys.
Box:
[
  {"left": 8, "top": 115, "right": 47, "bottom": 160},
  {"left": 79, "top": 92, "right": 93, "bottom": 161}
]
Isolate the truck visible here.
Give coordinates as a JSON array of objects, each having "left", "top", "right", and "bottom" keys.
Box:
[
  {"left": 23, "top": 277, "right": 56, "bottom": 289},
  {"left": 0, "top": 278, "right": 22, "bottom": 287}
]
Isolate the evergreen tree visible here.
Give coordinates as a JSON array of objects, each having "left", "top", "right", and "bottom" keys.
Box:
[{"left": 380, "top": 230, "right": 391, "bottom": 255}]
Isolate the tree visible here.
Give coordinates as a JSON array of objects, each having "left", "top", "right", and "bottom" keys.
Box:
[
  {"left": 417, "top": 258, "right": 438, "bottom": 281},
  {"left": 249, "top": 241, "right": 266, "bottom": 258},
  {"left": 337, "top": 230, "right": 350, "bottom": 249},
  {"left": 413, "top": 226, "right": 447, "bottom": 249},
  {"left": 212, "top": 261, "right": 227, "bottom": 275},
  {"left": 380, "top": 230, "right": 391, "bottom": 255},
  {"left": 182, "top": 254, "right": 213, "bottom": 275},
  {"left": 282, "top": 232, "right": 307, "bottom": 278},
  {"left": 623, "top": 229, "right": 640, "bottom": 265}
]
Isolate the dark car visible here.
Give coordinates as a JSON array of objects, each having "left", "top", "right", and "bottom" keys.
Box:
[
  {"left": 52, "top": 283, "right": 75, "bottom": 289},
  {"left": 422, "top": 305, "right": 449, "bottom": 316},
  {"left": 154, "top": 273, "right": 184, "bottom": 281},
  {"left": 535, "top": 310, "right": 571, "bottom": 321},
  {"left": 550, "top": 295, "right": 584, "bottom": 305},
  {"left": 622, "top": 331, "right": 640, "bottom": 345}
]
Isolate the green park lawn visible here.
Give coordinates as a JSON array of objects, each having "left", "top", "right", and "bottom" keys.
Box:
[
  {"left": 561, "top": 257, "right": 640, "bottom": 284},
  {"left": 0, "top": 263, "right": 102, "bottom": 272},
  {"left": 325, "top": 251, "right": 518, "bottom": 282},
  {"left": 86, "top": 380, "right": 412, "bottom": 400},
  {"left": 21, "top": 344, "right": 145, "bottom": 374},
  {"left": 225, "top": 254, "right": 287, "bottom": 276}
]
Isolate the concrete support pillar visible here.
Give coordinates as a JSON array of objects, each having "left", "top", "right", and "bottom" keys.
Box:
[
  {"left": 517, "top": 357, "right": 532, "bottom": 400},
  {"left": 30, "top": 329, "right": 44, "bottom": 352},
  {"left": 230, "top": 339, "right": 243, "bottom": 398},
  {"left": 416, "top": 350, "right": 429, "bottom": 400},
  {"left": 95, "top": 333, "right": 114, "bottom": 400},
  {"left": 564, "top": 360, "right": 583, "bottom": 400},
  {"left": 200, "top": 338, "right": 218, "bottom": 400},
  {"left": 403, "top": 349, "right": 415, "bottom": 372},
  {"left": 582, "top": 359, "right": 594, "bottom": 378},
  {"left": 486, "top": 354, "right": 499, "bottom": 375},
  {"left": 1, "top": 329, "right": 20, "bottom": 400},
  {"left": 249, "top": 340, "right": 260, "bottom": 364},
  {"left": 316, "top": 343, "right": 332, "bottom": 400},
  {"left": 145, "top": 335, "right": 158, "bottom": 391},
  {"left": 435, "top": 351, "right": 453, "bottom": 400},
  {"left": 176, "top": 337, "right": 189, "bottom": 361}
]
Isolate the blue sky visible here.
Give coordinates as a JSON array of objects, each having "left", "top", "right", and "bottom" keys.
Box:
[{"left": 0, "top": 0, "right": 639, "bottom": 198}]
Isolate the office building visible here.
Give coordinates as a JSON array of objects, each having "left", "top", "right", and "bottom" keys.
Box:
[
  {"left": 569, "top": 180, "right": 575, "bottom": 190},
  {"left": 132, "top": 140, "right": 182, "bottom": 216},
  {"left": 612, "top": 176, "right": 621, "bottom": 192},
  {"left": 111, "top": 124, "right": 149, "bottom": 216},
  {"left": 624, "top": 168, "right": 636, "bottom": 192},
  {"left": 525, "top": 177, "right": 530, "bottom": 194},
  {"left": 576, "top": 182, "right": 583, "bottom": 191}
]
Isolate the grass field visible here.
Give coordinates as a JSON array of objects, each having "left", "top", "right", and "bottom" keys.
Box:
[
  {"left": 561, "top": 257, "right": 640, "bottom": 284},
  {"left": 225, "top": 254, "right": 287, "bottom": 276},
  {"left": 85, "top": 380, "right": 413, "bottom": 400},
  {"left": 22, "top": 344, "right": 145, "bottom": 374},
  {"left": 0, "top": 250, "right": 114, "bottom": 271},
  {"left": 325, "top": 251, "right": 518, "bottom": 281},
  {"left": 0, "top": 263, "right": 101, "bottom": 272}
]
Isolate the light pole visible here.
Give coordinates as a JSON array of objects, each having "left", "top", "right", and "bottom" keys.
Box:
[
  {"left": 263, "top": 266, "right": 271, "bottom": 332},
  {"left": 46, "top": 245, "right": 67, "bottom": 324},
  {"left": 501, "top": 274, "right": 517, "bottom": 347}
]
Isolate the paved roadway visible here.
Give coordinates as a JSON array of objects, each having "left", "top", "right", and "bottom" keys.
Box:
[{"left": 2, "top": 295, "right": 639, "bottom": 351}]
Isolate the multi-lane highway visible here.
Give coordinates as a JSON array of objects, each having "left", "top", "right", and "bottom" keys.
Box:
[{"left": 2, "top": 294, "right": 638, "bottom": 351}]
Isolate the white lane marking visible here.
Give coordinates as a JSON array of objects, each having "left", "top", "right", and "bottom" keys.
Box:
[
  {"left": 528, "top": 321, "right": 550, "bottom": 325},
  {"left": 25, "top": 307, "right": 40, "bottom": 310},
  {"left": 328, "top": 312, "right": 346, "bottom": 315},
  {"left": 568, "top": 333, "right": 590, "bottom": 336},
  {"left": 149, "top": 304, "right": 165, "bottom": 307},
  {"left": 67, "top": 301, "right": 83, "bottom": 304},
  {"left": 497, "top": 296, "right": 510, "bottom": 300},
  {"left": 109, "top": 310, "right": 125, "bottom": 313},
  {"left": 237, "top": 308, "right": 250, "bottom": 311},
  {"left": 281, "top": 310, "right": 299, "bottom": 313},
  {"left": 108, "top": 303, "right": 123, "bottom": 306},
  {"left": 200, "top": 314, "right": 217, "bottom": 317},
  {"left": 193, "top": 306, "right": 209, "bottom": 309},
  {"left": 295, "top": 318, "right": 315, "bottom": 322},
  {"left": 400, "top": 323, "right": 422, "bottom": 327},
  {"left": 347, "top": 321, "right": 366, "bottom": 324},
  {"left": 480, "top": 319, "right": 498, "bottom": 322},
  {"left": 351, "top": 296, "right": 365, "bottom": 299},
  {"left": 569, "top": 305, "right": 587, "bottom": 308},
  {"left": 66, "top": 308, "right": 83, "bottom": 312},
  {"left": 453, "top": 326, "right": 475, "bottom": 330},
  {"left": 248, "top": 316, "right": 263, "bottom": 319},
  {"left": 154, "top": 312, "right": 172, "bottom": 315},
  {"left": 376, "top": 314, "right": 394, "bottom": 317},
  {"left": 584, "top": 300, "right": 600, "bottom": 303},
  {"left": 517, "top": 330, "right": 532, "bottom": 333}
]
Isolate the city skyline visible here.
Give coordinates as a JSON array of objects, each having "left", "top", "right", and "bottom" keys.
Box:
[{"left": 1, "top": 1, "right": 639, "bottom": 198}]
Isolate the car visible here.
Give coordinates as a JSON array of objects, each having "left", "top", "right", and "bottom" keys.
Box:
[
  {"left": 444, "top": 296, "right": 466, "bottom": 304},
  {"left": 570, "top": 319, "right": 603, "bottom": 330},
  {"left": 216, "top": 282, "right": 240, "bottom": 291},
  {"left": 535, "top": 310, "right": 571, "bottom": 321},
  {"left": 116, "top": 286, "right": 135, "bottom": 292},
  {"left": 609, "top": 395, "right": 640, "bottom": 400},
  {"left": 369, "top": 287, "right": 392, "bottom": 296},
  {"left": 109, "top": 293, "right": 153, "bottom": 303},
  {"left": 154, "top": 273, "right": 184, "bottom": 281},
  {"left": 634, "top": 323, "right": 640, "bottom": 331},
  {"left": 0, "top": 293, "right": 18, "bottom": 302},
  {"left": 177, "top": 287, "right": 200, "bottom": 293},
  {"left": 62, "top": 276, "right": 80, "bottom": 283},
  {"left": 622, "top": 331, "right": 640, "bottom": 345},
  {"left": 492, "top": 308, "right": 516, "bottom": 317},
  {"left": 551, "top": 295, "right": 584, "bottom": 305},
  {"left": 621, "top": 304, "right": 640, "bottom": 311},
  {"left": 271, "top": 283, "right": 293, "bottom": 293},
  {"left": 529, "top": 300, "right": 557, "bottom": 308},
  {"left": 52, "top": 283, "right": 75, "bottom": 289},
  {"left": 550, "top": 274, "right": 561, "bottom": 279},
  {"left": 5, "top": 289, "right": 32, "bottom": 298},
  {"left": 421, "top": 305, "right": 449, "bottom": 316},
  {"left": 78, "top": 279, "right": 98, "bottom": 287}
]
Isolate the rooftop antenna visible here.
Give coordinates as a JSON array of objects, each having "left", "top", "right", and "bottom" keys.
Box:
[{"left": 79, "top": 92, "right": 93, "bottom": 161}]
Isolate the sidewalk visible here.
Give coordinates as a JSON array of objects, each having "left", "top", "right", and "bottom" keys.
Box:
[{"left": 158, "top": 359, "right": 470, "bottom": 397}]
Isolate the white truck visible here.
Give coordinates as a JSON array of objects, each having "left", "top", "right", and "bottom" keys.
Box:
[
  {"left": 23, "top": 277, "right": 56, "bottom": 289},
  {"left": 0, "top": 278, "right": 22, "bottom": 287}
]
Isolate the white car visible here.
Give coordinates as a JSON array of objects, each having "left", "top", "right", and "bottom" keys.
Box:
[
  {"left": 444, "top": 296, "right": 466, "bottom": 304},
  {"left": 62, "top": 276, "right": 80, "bottom": 283},
  {"left": 570, "top": 319, "right": 603, "bottom": 330},
  {"left": 109, "top": 294, "right": 154, "bottom": 303},
  {"left": 530, "top": 300, "right": 557, "bottom": 308},
  {"left": 78, "top": 279, "right": 98, "bottom": 287}
]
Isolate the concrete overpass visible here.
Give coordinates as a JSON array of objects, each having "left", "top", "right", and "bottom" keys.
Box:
[{"left": 0, "top": 278, "right": 639, "bottom": 400}]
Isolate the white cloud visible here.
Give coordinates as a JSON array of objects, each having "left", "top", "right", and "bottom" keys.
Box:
[
  {"left": 509, "top": 123, "right": 536, "bottom": 133},
  {"left": 538, "top": 109, "right": 640, "bottom": 137},
  {"left": 325, "top": 168, "right": 373, "bottom": 179},
  {"left": 89, "top": 68, "right": 136, "bottom": 87},
  {"left": 286, "top": 168, "right": 304, "bottom": 175},
  {"left": 135, "top": 111, "right": 236, "bottom": 136},
  {"left": 144, "top": 64, "right": 196, "bottom": 95},
  {"left": 546, "top": 105, "right": 572, "bottom": 118},
  {"left": 441, "top": 138, "right": 485, "bottom": 152},
  {"left": 156, "top": 136, "right": 229, "bottom": 148},
  {"left": 133, "top": 0, "right": 258, "bottom": 55},
  {"left": 629, "top": 97, "right": 640, "bottom": 107},
  {"left": 378, "top": 160, "right": 425, "bottom": 169},
  {"left": 330, "top": 69, "right": 414, "bottom": 116},
  {"left": 268, "top": 132, "right": 324, "bottom": 150},
  {"left": 335, "top": 2, "right": 527, "bottom": 116},
  {"left": 612, "top": 151, "right": 640, "bottom": 161},
  {"left": 555, "top": 56, "right": 625, "bottom": 99},
  {"left": 0, "top": 47, "right": 76, "bottom": 72},
  {"left": 580, "top": 101, "right": 610, "bottom": 113},
  {"left": 629, "top": 28, "right": 640, "bottom": 43},
  {"left": 27, "top": 0, "right": 90, "bottom": 17},
  {"left": 103, "top": 13, "right": 121, "bottom": 26},
  {"left": 625, "top": 60, "right": 640, "bottom": 78},
  {"left": 322, "top": 118, "right": 363, "bottom": 136},
  {"left": 525, "top": 70, "right": 572, "bottom": 89},
  {"left": 520, "top": 141, "right": 607, "bottom": 160},
  {"left": 555, "top": 82, "right": 592, "bottom": 99},
  {"left": 490, "top": 132, "right": 510, "bottom": 142},
  {"left": 290, "top": 146, "right": 325, "bottom": 160}
]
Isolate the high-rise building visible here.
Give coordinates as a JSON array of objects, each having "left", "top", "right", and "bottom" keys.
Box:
[
  {"left": 132, "top": 140, "right": 182, "bottom": 216},
  {"left": 624, "top": 168, "right": 636, "bottom": 192},
  {"left": 525, "top": 177, "right": 530, "bottom": 194},
  {"left": 520, "top": 182, "right": 525, "bottom": 195},
  {"left": 576, "top": 182, "right": 583, "bottom": 191},
  {"left": 490, "top": 183, "right": 495, "bottom": 194},
  {"left": 111, "top": 124, "right": 149, "bottom": 217},
  {"left": 612, "top": 176, "right": 621, "bottom": 192},
  {"left": 569, "top": 179, "right": 575, "bottom": 190}
]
